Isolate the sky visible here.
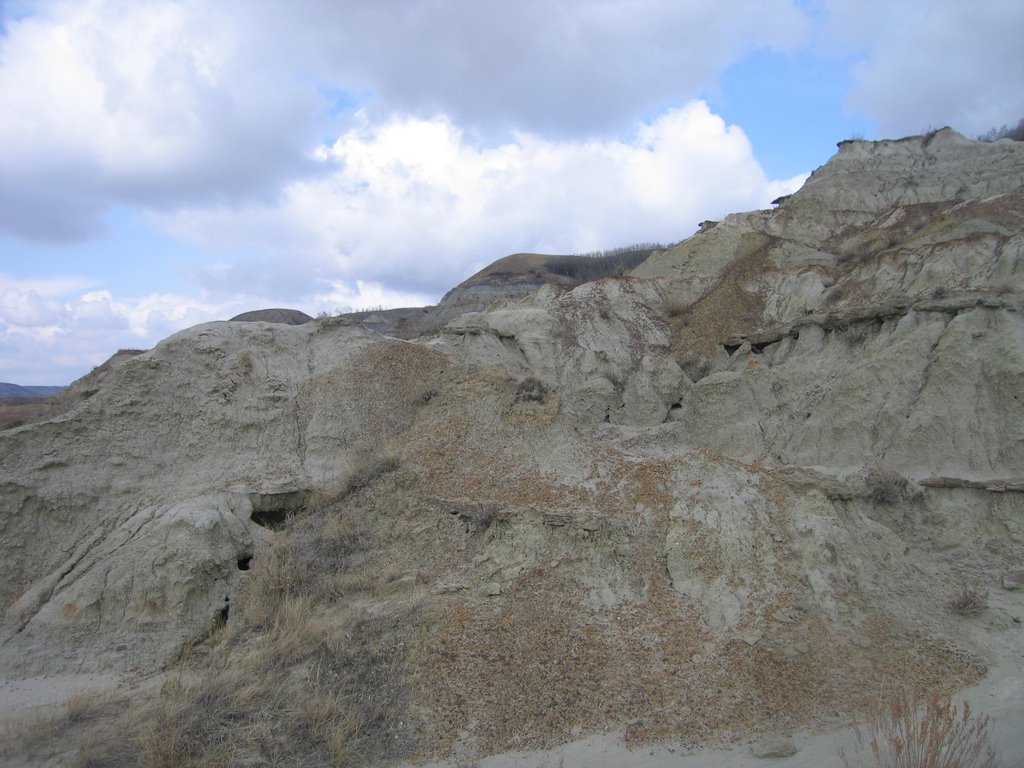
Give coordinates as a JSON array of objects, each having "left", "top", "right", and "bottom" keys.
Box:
[{"left": 1, "top": 1, "right": 1022, "bottom": 385}]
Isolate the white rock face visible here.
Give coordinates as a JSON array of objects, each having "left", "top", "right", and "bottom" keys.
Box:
[
  {"left": 1, "top": 129, "right": 1022, "bottom": 695},
  {"left": 1, "top": 494, "right": 259, "bottom": 673},
  {"left": 0, "top": 320, "right": 383, "bottom": 672}
]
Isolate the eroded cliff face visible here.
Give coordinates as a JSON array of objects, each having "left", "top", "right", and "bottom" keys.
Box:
[{"left": 1, "top": 129, "right": 1022, "bottom": 763}]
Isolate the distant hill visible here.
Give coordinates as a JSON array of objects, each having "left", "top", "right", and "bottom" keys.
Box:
[
  {"left": 438, "top": 245, "right": 666, "bottom": 306},
  {"left": 229, "top": 308, "right": 314, "bottom": 324},
  {"left": 0, "top": 383, "right": 64, "bottom": 398}
]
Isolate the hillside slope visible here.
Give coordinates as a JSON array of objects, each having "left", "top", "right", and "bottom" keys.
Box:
[{"left": 1, "top": 129, "right": 1022, "bottom": 767}]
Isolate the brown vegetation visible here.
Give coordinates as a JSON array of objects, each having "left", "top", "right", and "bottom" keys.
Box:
[
  {"left": 0, "top": 396, "right": 53, "bottom": 430},
  {"left": 840, "top": 690, "right": 997, "bottom": 768}
]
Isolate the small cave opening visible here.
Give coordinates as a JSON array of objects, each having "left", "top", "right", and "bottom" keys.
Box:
[
  {"left": 248, "top": 489, "right": 310, "bottom": 530},
  {"left": 250, "top": 508, "right": 289, "bottom": 530},
  {"left": 217, "top": 604, "right": 229, "bottom": 624},
  {"left": 723, "top": 343, "right": 741, "bottom": 356},
  {"left": 750, "top": 342, "right": 769, "bottom": 354},
  {"left": 237, "top": 555, "right": 253, "bottom": 571}
]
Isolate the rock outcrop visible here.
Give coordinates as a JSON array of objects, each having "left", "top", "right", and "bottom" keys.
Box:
[{"left": 1, "top": 129, "right": 1022, "bottom": 765}]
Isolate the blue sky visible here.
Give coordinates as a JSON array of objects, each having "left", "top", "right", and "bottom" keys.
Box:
[{"left": 1, "top": 1, "right": 1021, "bottom": 385}]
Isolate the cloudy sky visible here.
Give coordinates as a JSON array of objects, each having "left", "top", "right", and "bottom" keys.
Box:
[{"left": 1, "top": 0, "right": 1021, "bottom": 385}]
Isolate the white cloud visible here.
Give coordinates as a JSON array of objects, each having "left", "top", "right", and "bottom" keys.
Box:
[
  {"left": 1, "top": 98, "right": 811, "bottom": 386},
  {"left": 825, "top": 0, "right": 1024, "bottom": 137},
  {"left": 0, "top": 274, "right": 244, "bottom": 383},
  {"left": 313, "top": 281, "right": 436, "bottom": 316},
  {"left": 0, "top": 0, "right": 320, "bottom": 241},
  {"left": 0, "top": 0, "right": 812, "bottom": 243},
  {"left": 0, "top": 270, "right": 438, "bottom": 384},
  {"left": 163, "top": 101, "right": 807, "bottom": 301}
]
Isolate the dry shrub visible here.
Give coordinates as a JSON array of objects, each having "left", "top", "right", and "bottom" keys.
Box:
[
  {"left": 1, "top": 688, "right": 125, "bottom": 763},
  {"left": 326, "top": 570, "right": 378, "bottom": 598},
  {"left": 258, "top": 595, "right": 330, "bottom": 666},
  {"left": 1, "top": 713, "right": 60, "bottom": 760},
  {"left": 342, "top": 452, "right": 400, "bottom": 497},
  {"left": 840, "top": 690, "right": 997, "bottom": 768},
  {"left": 237, "top": 502, "right": 371, "bottom": 625},
  {"left": 236, "top": 535, "right": 307, "bottom": 626},
  {"left": 66, "top": 690, "right": 105, "bottom": 723},
  {"left": 865, "top": 469, "right": 909, "bottom": 504},
  {"left": 74, "top": 597, "right": 373, "bottom": 768},
  {"left": 949, "top": 585, "right": 988, "bottom": 616},
  {"left": 414, "top": 386, "right": 439, "bottom": 405},
  {"left": 17, "top": 478, "right": 405, "bottom": 767},
  {"left": 662, "top": 296, "right": 692, "bottom": 321}
]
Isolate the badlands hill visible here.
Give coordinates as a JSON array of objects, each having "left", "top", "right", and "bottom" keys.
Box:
[{"left": 1, "top": 128, "right": 1023, "bottom": 767}]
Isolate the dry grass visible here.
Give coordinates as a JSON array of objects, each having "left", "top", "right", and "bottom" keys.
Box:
[
  {"left": 0, "top": 397, "right": 54, "bottom": 429},
  {"left": 840, "top": 690, "right": 997, "bottom": 768},
  {"left": 57, "top": 472, "right": 415, "bottom": 768},
  {"left": 236, "top": 499, "right": 374, "bottom": 626},
  {"left": 865, "top": 469, "right": 909, "bottom": 504},
  {"left": 343, "top": 452, "right": 400, "bottom": 496},
  {"left": 949, "top": 586, "right": 988, "bottom": 617},
  {"left": 69, "top": 591, "right": 401, "bottom": 767},
  {"left": 661, "top": 295, "right": 693, "bottom": 321},
  {"left": 0, "top": 688, "right": 126, "bottom": 765}
]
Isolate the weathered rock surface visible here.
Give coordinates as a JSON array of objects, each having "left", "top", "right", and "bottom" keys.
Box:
[
  {"left": 2, "top": 129, "right": 1023, "bottom": 764},
  {"left": 751, "top": 736, "right": 799, "bottom": 758}
]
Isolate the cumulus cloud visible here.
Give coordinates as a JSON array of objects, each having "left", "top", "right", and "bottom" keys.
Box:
[
  {"left": 14, "top": 0, "right": 1019, "bottom": 386},
  {"left": 825, "top": 0, "right": 1024, "bottom": 137},
  {"left": 0, "top": 0, "right": 810, "bottom": 243},
  {"left": 163, "top": 101, "right": 808, "bottom": 302},
  {"left": 0, "top": 266, "right": 432, "bottom": 383},
  {"left": 0, "top": 0, "right": 321, "bottom": 241},
  {"left": 0, "top": 274, "right": 241, "bottom": 384}
]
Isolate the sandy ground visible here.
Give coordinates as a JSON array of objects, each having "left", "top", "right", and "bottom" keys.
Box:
[{"left": 0, "top": 673, "right": 123, "bottom": 732}]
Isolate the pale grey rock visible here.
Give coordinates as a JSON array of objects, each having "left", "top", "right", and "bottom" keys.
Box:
[
  {"left": 663, "top": 460, "right": 780, "bottom": 630},
  {"left": 1, "top": 494, "right": 259, "bottom": 674},
  {"left": 1003, "top": 572, "right": 1024, "bottom": 591},
  {"left": 751, "top": 736, "right": 798, "bottom": 758}
]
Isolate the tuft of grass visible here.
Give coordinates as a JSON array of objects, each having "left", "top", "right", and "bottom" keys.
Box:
[
  {"left": 865, "top": 469, "right": 909, "bottom": 504},
  {"left": 342, "top": 451, "right": 401, "bottom": 497},
  {"left": 840, "top": 690, "right": 997, "bottom": 768},
  {"left": 236, "top": 534, "right": 307, "bottom": 626},
  {"left": 949, "top": 585, "right": 988, "bottom": 617},
  {"left": 661, "top": 296, "right": 692, "bottom": 322}
]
